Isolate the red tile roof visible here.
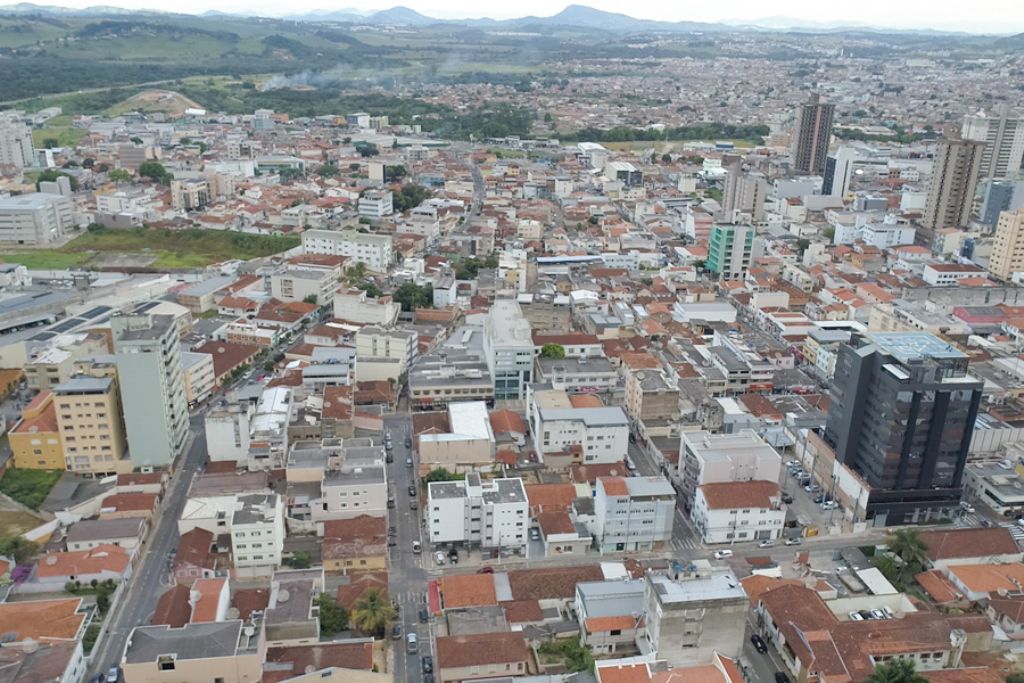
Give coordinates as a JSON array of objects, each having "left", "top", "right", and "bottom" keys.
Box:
[
  {"left": 436, "top": 632, "right": 529, "bottom": 669},
  {"left": 152, "top": 585, "right": 191, "bottom": 628},
  {"left": 698, "top": 481, "right": 779, "bottom": 510}
]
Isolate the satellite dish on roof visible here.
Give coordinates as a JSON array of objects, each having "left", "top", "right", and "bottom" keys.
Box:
[
  {"left": 21, "top": 639, "right": 38, "bottom": 654},
  {"left": 45, "top": 556, "right": 58, "bottom": 566},
  {"left": 305, "top": 666, "right": 316, "bottom": 674},
  {"left": 277, "top": 589, "right": 290, "bottom": 603}
]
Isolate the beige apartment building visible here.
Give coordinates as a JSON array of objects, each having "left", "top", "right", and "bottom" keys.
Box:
[
  {"left": 989, "top": 207, "right": 1024, "bottom": 281},
  {"left": 53, "top": 376, "right": 131, "bottom": 477},
  {"left": 122, "top": 621, "right": 262, "bottom": 683}
]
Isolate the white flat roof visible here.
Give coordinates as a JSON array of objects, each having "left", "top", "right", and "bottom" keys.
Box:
[{"left": 447, "top": 401, "right": 494, "bottom": 441}]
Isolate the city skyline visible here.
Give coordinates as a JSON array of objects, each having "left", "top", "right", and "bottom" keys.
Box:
[{"left": 3, "top": 0, "right": 1023, "bottom": 33}]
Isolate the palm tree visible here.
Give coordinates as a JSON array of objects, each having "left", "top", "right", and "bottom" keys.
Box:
[
  {"left": 349, "top": 589, "right": 396, "bottom": 637},
  {"left": 866, "top": 658, "right": 927, "bottom": 683},
  {"left": 886, "top": 528, "right": 929, "bottom": 579}
]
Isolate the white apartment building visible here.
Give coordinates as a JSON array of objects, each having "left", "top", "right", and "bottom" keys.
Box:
[
  {"left": 357, "top": 190, "right": 394, "bottom": 218},
  {"left": 333, "top": 289, "right": 400, "bottom": 326},
  {"left": 483, "top": 300, "right": 534, "bottom": 400},
  {"left": 529, "top": 388, "right": 629, "bottom": 464},
  {"left": 355, "top": 325, "right": 417, "bottom": 383},
  {"left": 678, "top": 429, "right": 782, "bottom": 511},
  {"left": 230, "top": 493, "right": 286, "bottom": 577},
  {"left": 963, "top": 105, "right": 1024, "bottom": 180},
  {"left": 204, "top": 403, "right": 252, "bottom": 462},
  {"left": 314, "top": 464, "right": 388, "bottom": 524},
  {"left": 0, "top": 192, "right": 73, "bottom": 245},
  {"left": 270, "top": 268, "right": 339, "bottom": 305},
  {"left": 181, "top": 351, "right": 216, "bottom": 406},
  {"left": 691, "top": 480, "right": 785, "bottom": 544},
  {"left": 0, "top": 114, "right": 33, "bottom": 169},
  {"left": 302, "top": 229, "right": 393, "bottom": 272},
  {"left": 593, "top": 476, "right": 676, "bottom": 553},
  {"left": 427, "top": 473, "right": 528, "bottom": 551}
]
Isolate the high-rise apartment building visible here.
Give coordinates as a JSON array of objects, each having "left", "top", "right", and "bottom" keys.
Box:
[
  {"left": 790, "top": 93, "right": 835, "bottom": 175},
  {"left": 0, "top": 114, "right": 33, "bottom": 169},
  {"left": 988, "top": 207, "right": 1024, "bottom": 281},
  {"left": 112, "top": 314, "right": 189, "bottom": 468},
  {"left": 824, "top": 332, "right": 982, "bottom": 525},
  {"left": 822, "top": 146, "right": 858, "bottom": 197},
  {"left": 482, "top": 299, "right": 533, "bottom": 401},
  {"left": 921, "top": 138, "right": 984, "bottom": 234},
  {"left": 719, "top": 163, "right": 768, "bottom": 223},
  {"left": 979, "top": 180, "right": 1024, "bottom": 226},
  {"left": 962, "top": 105, "right": 1024, "bottom": 180},
  {"left": 53, "top": 376, "right": 131, "bottom": 477},
  {"left": 706, "top": 223, "right": 754, "bottom": 280}
]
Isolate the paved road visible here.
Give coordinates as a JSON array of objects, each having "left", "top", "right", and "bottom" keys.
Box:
[
  {"left": 384, "top": 414, "right": 430, "bottom": 683},
  {"left": 87, "top": 412, "right": 209, "bottom": 678}
]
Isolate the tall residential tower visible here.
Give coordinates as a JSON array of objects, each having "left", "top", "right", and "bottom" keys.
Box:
[{"left": 790, "top": 93, "right": 835, "bottom": 175}]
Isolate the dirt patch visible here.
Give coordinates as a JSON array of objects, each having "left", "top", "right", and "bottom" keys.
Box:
[
  {"left": 109, "top": 89, "right": 203, "bottom": 117},
  {"left": 0, "top": 510, "right": 46, "bottom": 536}
]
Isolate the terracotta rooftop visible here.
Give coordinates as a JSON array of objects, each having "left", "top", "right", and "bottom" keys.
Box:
[
  {"left": 11, "top": 392, "right": 58, "bottom": 434},
  {"left": 947, "top": 562, "right": 1024, "bottom": 593},
  {"left": 0, "top": 598, "right": 85, "bottom": 641},
  {"left": 336, "top": 572, "right": 389, "bottom": 611},
  {"left": 569, "top": 463, "right": 627, "bottom": 483},
  {"left": 699, "top": 481, "right": 779, "bottom": 510},
  {"left": 231, "top": 587, "right": 270, "bottom": 620},
  {"left": 506, "top": 564, "right": 604, "bottom": 601},
  {"left": 174, "top": 527, "right": 216, "bottom": 572},
  {"left": 440, "top": 573, "right": 497, "bottom": 609},
  {"left": 152, "top": 585, "right": 191, "bottom": 628},
  {"left": 194, "top": 341, "right": 261, "bottom": 379},
  {"left": 500, "top": 599, "right": 543, "bottom": 624},
  {"left": 525, "top": 483, "right": 578, "bottom": 512},
  {"left": 436, "top": 632, "right": 530, "bottom": 669},
  {"left": 599, "top": 477, "right": 629, "bottom": 497},
  {"left": 36, "top": 544, "right": 130, "bottom": 579},
  {"left": 917, "top": 527, "right": 1019, "bottom": 561},
  {"left": 489, "top": 409, "right": 526, "bottom": 436},
  {"left": 190, "top": 578, "right": 226, "bottom": 623},
  {"left": 263, "top": 642, "right": 373, "bottom": 683},
  {"left": 101, "top": 492, "right": 158, "bottom": 512}
]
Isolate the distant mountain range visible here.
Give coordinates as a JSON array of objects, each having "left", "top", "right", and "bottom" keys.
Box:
[{"left": 0, "top": 1, "right": 1012, "bottom": 35}]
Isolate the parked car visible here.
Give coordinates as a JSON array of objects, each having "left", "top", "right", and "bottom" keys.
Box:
[
  {"left": 960, "top": 501, "right": 975, "bottom": 513},
  {"left": 478, "top": 566, "right": 495, "bottom": 574},
  {"left": 412, "top": 541, "right": 421, "bottom": 554},
  {"left": 775, "top": 673, "right": 791, "bottom": 683},
  {"left": 405, "top": 436, "right": 412, "bottom": 448},
  {"left": 435, "top": 551, "right": 446, "bottom": 566},
  {"left": 849, "top": 611, "right": 864, "bottom": 621},
  {"left": 871, "top": 609, "right": 886, "bottom": 620},
  {"left": 750, "top": 634, "right": 768, "bottom": 654},
  {"left": 405, "top": 457, "right": 413, "bottom": 468},
  {"left": 419, "top": 607, "right": 429, "bottom": 623},
  {"left": 408, "top": 485, "right": 417, "bottom": 497},
  {"left": 758, "top": 539, "right": 775, "bottom": 548},
  {"left": 713, "top": 549, "right": 733, "bottom": 560},
  {"left": 781, "top": 494, "right": 794, "bottom": 504},
  {"left": 784, "top": 537, "right": 802, "bottom": 546},
  {"left": 882, "top": 606, "right": 894, "bottom": 619},
  {"left": 391, "top": 623, "right": 403, "bottom": 640},
  {"left": 422, "top": 656, "right": 433, "bottom": 674},
  {"left": 530, "top": 528, "right": 541, "bottom": 541},
  {"left": 106, "top": 668, "right": 120, "bottom": 683}
]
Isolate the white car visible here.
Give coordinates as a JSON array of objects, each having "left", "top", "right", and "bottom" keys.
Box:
[
  {"left": 435, "top": 551, "right": 446, "bottom": 566},
  {"left": 848, "top": 611, "right": 865, "bottom": 621},
  {"left": 758, "top": 540, "right": 775, "bottom": 548},
  {"left": 713, "top": 549, "right": 734, "bottom": 560},
  {"left": 784, "top": 537, "right": 802, "bottom": 546}
]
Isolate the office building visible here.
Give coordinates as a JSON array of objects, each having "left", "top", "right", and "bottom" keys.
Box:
[
  {"left": 989, "top": 207, "right": 1024, "bottom": 281},
  {"left": 170, "top": 178, "right": 210, "bottom": 211},
  {"left": 529, "top": 388, "right": 629, "bottom": 465},
  {"left": 962, "top": 105, "right": 1024, "bottom": 179},
  {"left": 824, "top": 332, "right": 983, "bottom": 525},
  {"left": 719, "top": 163, "right": 768, "bottom": 223},
  {"left": 112, "top": 315, "right": 189, "bottom": 468},
  {"left": 302, "top": 229, "right": 393, "bottom": 272},
  {"left": 921, "top": 138, "right": 985, "bottom": 233},
  {"left": 0, "top": 114, "right": 33, "bottom": 169},
  {"left": 357, "top": 189, "right": 394, "bottom": 218},
  {"left": 706, "top": 223, "right": 754, "bottom": 279},
  {"left": 0, "top": 192, "right": 73, "bottom": 245},
  {"left": 822, "top": 146, "right": 858, "bottom": 197},
  {"left": 54, "top": 376, "right": 131, "bottom": 477},
  {"left": 980, "top": 180, "right": 1024, "bottom": 227},
  {"left": 483, "top": 299, "right": 534, "bottom": 400},
  {"left": 790, "top": 93, "right": 835, "bottom": 175},
  {"left": 230, "top": 493, "right": 286, "bottom": 576},
  {"left": 427, "top": 473, "right": 529, "bottom": 550},
  {"left": 593, "top": 476, "right": 675, "bottom": 553}
]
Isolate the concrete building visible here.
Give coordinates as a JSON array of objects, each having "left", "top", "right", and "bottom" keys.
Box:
[
  {"left": 302, "top": 229, "right": 393, "bottom": 272},
  {"left": 0, "top": 113, "right": 33, "bottom": 169},
  {"left": 332, "top": 289, "right": 400, "bottom": 326},
  {"left": 691, "top": 481, "right": 785, "bottom": 544},
  {"left": 535, "top": 356, "right": 618, "bottom": 394},
  {"left": 0, "top": 192, "right": 73, "bottom": 245},
  {"left": 176, "top": 276, "right": 235, "bottom": 314},
  {"left": 270, "top": 269, "right": 339, "bottom": 305},
  {"left": 112, "top": 315, "right": 189, "bottom": 469},
  {"left": 181, "top": 351, "right": 216, "bottom": 406},
  {"left": 593, "top": 476, "right": 675, "bottom": 553},
  {"left": 989, "top": 207, "right": 1024, "bottom": 282},
  {"left": 720, "top": 164, "right": 768, "bottom": 224},
  {"left": 230, "top": 493, "right": 286, "bottom": 576},
  {"left": 435, "top": 632, "right": 531, "bottom": 683},
  {"left": 575, "top": 579, "right": 647, "bottom": 655},
  {"left": 316, "top": 460, "right": 388, "bottom": 524},
  {"left": 8, "top": 390, "right": 64, "bottom": 470},
  {"left": 170, "top": 178, "right": 210, "bottom": 211},
  {"left": 678, "top": 430, "right": 782, "bottom": 512},
  {"left": 962, "top": 105, "right": 1024, "bottom": 180},
  {"left": 640, "top": 569, "right": 748, "bottom": 667},
  {"left": 824, "top": 332, "right": 983, "bottom": 525},
  {"left": 706, "top": 223, "right": 754, "bottom": 280},
  {"left": 417, "top": 401, "right": 495, "bottom": 470},
  {"left": 529, "top": 389, "right": 629, "bottom": 465},
  {"left": 355, "top": 325, "right": 417, "bottom": 383},
  {"left": 426, "top": 473, "right": 529, "bottom": 551},
  {"left": 54, "top": 376, "right": 131, "bottom": 477},
  {"left": 823, "top": 146, "right": 858, "bottom": 198},
  {"left": 922, "top": 138, "right": 985, "bottom": 233},
  {"left": 980, "top": 179, "right": 1024, "bottom": 226},
  {"left": 121, "top": 620, "right": 262, "bottom": 683},
  {"left": 408, "top": 337, "right": 493, "bottom": 410},
  {"left": 357, "top": 190, "right": 394, "bottom": 218},
  {"left": 791, "top": 93, "right": 835, "bottom": 175},
  {"left": 483, "top": 300, "right": 534, "bottom": 401}
]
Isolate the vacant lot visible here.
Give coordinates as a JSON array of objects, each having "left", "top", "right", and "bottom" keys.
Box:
[
  {"left": 0, "top": 468, "right": 63, "bottom": 511},
  {"left": 0, "top": 227, "right": 300, "bottom": 270}
]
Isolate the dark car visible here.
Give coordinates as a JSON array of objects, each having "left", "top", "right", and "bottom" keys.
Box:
[
  {"left": 750, "top": 634, "right": 768, "bottom": 654},
  {"left": 419, "top": 607, "right": 430, "bottom": 623},
  {"left": 478, "top": 566, "right": 495, "bottom": 574},
  {"left": 405, "top": 436, "right": 412, "bottom": 448},
  {"left": 391, "top": 623, "right": 402, "bottom": 640},
  {"left": 781, "top": 494, "right": 794, "bottom": 504},
  {"left": 408, "top": 485, "right": 417, "bottom": 496},
  {"left": 775, "top": 673, "right": 791, "bottom": 683},
  {"left": 422, "top": 656, "right": 433, "bottom": 674}
]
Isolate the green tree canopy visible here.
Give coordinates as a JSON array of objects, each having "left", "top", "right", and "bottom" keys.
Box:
[
  {"left": 35, "top": 169, "right": 78, "bottom": 192},
  {"left": 108, "top": 168, "right": 133, "bottom": 183},
  {"left": 392, "top": 282, "right": 433, "bottom": 312},
  {"left": 138, "top": 161, "right": 171, "bottom": 184},
  {"left": 539, "top": 343, "right": 566, "bottom": 359},
  {"left": 350, "top": 588, "right": 396, "bottom": 637},
  {"left": 0, "top": 536, "right": 38, "bottom": 564},
  {"left": 866, "top": 658, "right": 927, "bottom": 683},
  {"left": 317, "top": 593, "right": 348, "bottom": 636},
  {"left": 425, "top": 468, "right": 462, "bottom": 483}
]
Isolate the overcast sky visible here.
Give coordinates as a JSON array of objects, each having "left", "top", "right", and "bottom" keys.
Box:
[{"left": 40, "top": 0, "right": 1024, "bottom": 33}]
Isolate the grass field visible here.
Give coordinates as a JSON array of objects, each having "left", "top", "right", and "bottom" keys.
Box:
[
  {"left": 32, "top": 115, "right": 88, "bottom": 148},
  {"left": 0, "top": 469, "right": 63, "bottom": 511},
  {"left": 0, "top": 227, "right": 300, "bottom": 271}
]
